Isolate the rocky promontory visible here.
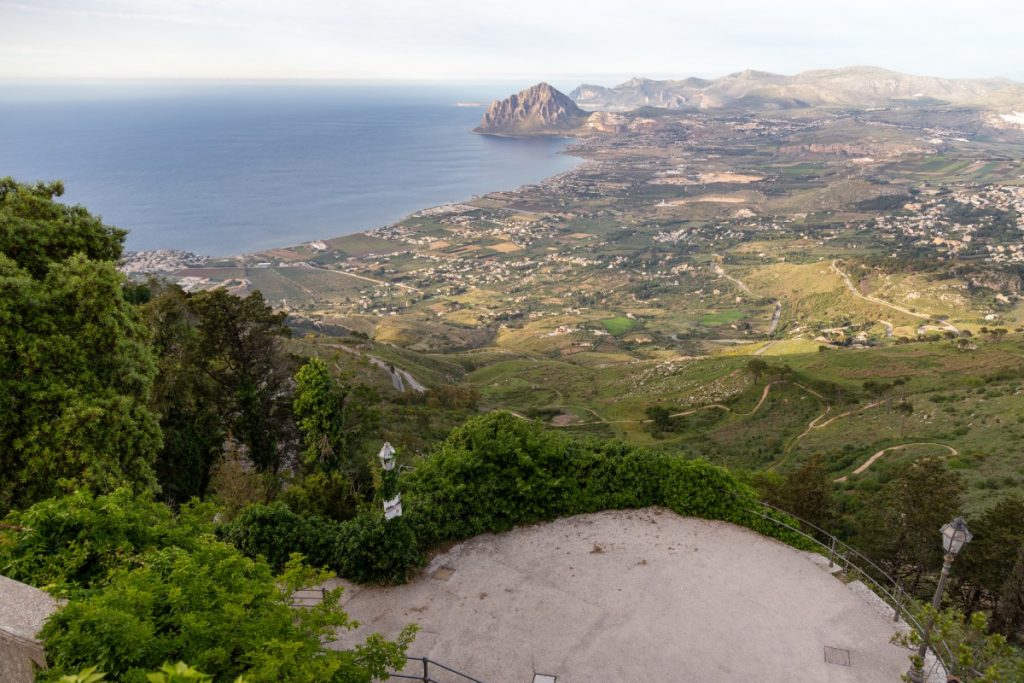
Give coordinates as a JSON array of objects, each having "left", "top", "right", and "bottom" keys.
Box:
[{"left": 474, "top": 83, "right": 589, "bottom": 136}]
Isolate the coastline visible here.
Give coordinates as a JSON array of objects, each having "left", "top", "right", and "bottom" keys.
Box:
[{"left": 123, "top": 138, "right": 587, "bottom": 272}]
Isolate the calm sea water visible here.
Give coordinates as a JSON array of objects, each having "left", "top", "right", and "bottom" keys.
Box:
[{"left": 0, "top": 83, "right": 579, "bottom": 255}]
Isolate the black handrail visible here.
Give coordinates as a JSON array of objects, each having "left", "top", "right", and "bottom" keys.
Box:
[
  {"left": 744, "top": 499, "right": 957, "bottom": 680},
  {"left": 387, "top": 656, "right": 486, "bottom": 683}
]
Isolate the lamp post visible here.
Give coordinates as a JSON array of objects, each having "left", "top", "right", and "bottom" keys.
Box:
[{"left": 907, "top": 517, "right": 972, "bottom": 683}]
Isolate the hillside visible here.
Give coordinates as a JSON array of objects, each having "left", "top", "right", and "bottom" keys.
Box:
[{"left": 570, "top": 66, "right": 1024, "bottom": 112}]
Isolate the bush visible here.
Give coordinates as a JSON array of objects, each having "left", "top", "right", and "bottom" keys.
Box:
[
  {"left": 220, "top": 505, "right": 420, "bottom": 585},
  {"left": 222, "top": 412, "right": 807, "bottom": 585},
  {"left": 0, "top": 488, "right": 214, "bottom": 595},
  {"left": 38, "top": 537, "right": 414, "bottom": 683}
]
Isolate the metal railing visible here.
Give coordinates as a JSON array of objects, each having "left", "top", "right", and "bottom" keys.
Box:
[
  {"left": 291, "top": 499, "right": 962, "bottom": 681},
  {"left": 289, "top": 587, "right": 328, "bottom": 607},
  {"left": 747, "top": 499, "right": 957, "bottom": 680},
  {"left": 387, "top": 656, "right": 485, "bottom": 683}
]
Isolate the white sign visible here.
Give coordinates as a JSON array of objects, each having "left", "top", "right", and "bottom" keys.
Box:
[{"left": 384, "top": 494, "right": 403, "bottom": 520}]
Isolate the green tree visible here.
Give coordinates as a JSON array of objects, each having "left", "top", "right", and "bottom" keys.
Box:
[
  {"left": 0, "top": 179, "right": 160, "bottom": 513},
  {"left": 145, "top": 286, "right": 225, "bottom": 505},
  {"left": 0, "top": 488, "right": 213, "bottom": 596},
  {"left": 854, "top": 458, "right": 963, "bottom": 594},
  {"left": 954, "top": 496, "right": 1024, "bottom": 637},
  {"left": 188, "top": 289, "right": 295, "bottom": 474},
  {"left": 759, "top": 454, "right": 835, "bottom": 533},
  {"left": 897, "top": 607, "right": 1024, "bottom": 682},
  {"left": 746, "top": 358, "right": 768, "bottom": 383},
  {"left": 644, "top": 405, "right": 672, "bottom": 438},
  {"left": 894, "top": 400, "right": 914, "bottom": 437},
  {"left": 0, "top": 178, "right": 124, "bottom": 278},
  {"left": 293, "top": 358, "right": 379, "bottom": 486}
]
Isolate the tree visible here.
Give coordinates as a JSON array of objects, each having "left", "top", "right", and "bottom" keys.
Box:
[
  {"left": 894, "top": 400, "right": 914, "bottom": 437},
  {"left": 994, "top": 547, "right": 1024, "bottom": 641},
  {"left": 760, "top": 454, "right": 835, "bottom": 533},
  {"left": 187, "top": 289, "right": 295, "bottom": 474},
  {"left": 293, "top": 358, "right": 379, "bottom": 484},
  {"left": 0, "top": 179, "right": 160, "bottom": 513},
  {"left": 0, "top": 178, "right": 125, "bottom": 279},
  {"left": 896, "top": 607, "right": 1024, "bottom": 682},
  {"left": 3, "top": 490, "right": 416, "bottom": 683},
  {"left": 0, "top": 488, "right": 213, "bottom": 595},
  {"left": 145, "top": 286, "right": 224, "bottom": 505},
  {"left": 954, "top": 496, "right": 1024, "bottom": 637},
  {"left": 644, "top": 405, "right": 672, "bottom": 438},
  {"left": 854, "top": 458, "right": 963, "bottom": 593},
  {"left": 746, "top": 358, "right": 768, "bottom": 383}
]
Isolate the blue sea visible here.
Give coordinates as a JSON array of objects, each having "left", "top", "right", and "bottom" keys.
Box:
[{"left": 0, "top": 83, "right": 580, "bottom": 256}]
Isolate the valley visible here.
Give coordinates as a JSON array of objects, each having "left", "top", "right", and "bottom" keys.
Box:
[{"left": 124, "top": 72, "right": 1024, "bottom": 510}]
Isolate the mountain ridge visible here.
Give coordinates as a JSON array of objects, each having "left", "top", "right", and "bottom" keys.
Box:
[{"left": 570, "top": 66, "right": 1024, "bottom": 112}]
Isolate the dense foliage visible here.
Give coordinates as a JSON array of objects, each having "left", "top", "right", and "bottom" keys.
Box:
[
  {"left": 144, "top": 286, "right": 297, "bottom": 504},
  {"left": 0, "top": 178, "right": 160, "bottom": 513},
  {"left": 222, "top": 412, "right": 808, "bottom": 584},
  {"left": 0, "top": 490, "right": 414, "bottom": 682},
  {"left": 0, "top": 488, "right": 211, "bottom": 596}
]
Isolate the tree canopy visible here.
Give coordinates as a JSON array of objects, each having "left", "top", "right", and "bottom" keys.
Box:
[{"left": 0, "top": 178, "right": 160, "bottom": 513}]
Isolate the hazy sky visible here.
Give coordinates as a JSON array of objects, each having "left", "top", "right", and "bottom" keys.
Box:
[{"left": 2, "top": 0, "right": 1022, "bottom": 84}]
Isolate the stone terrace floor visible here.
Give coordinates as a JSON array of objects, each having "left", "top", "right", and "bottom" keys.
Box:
[{"left": 326, "top": 508, "right": 918, "bottom": 682}]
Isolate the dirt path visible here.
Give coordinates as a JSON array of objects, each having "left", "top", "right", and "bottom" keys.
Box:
[
  {"left": 830, "top": 260, "right": 958, "bottom": 334},
  {"left": 541, "top": 381, "right": 785, "bottom": 428},
  {"left": 834, "top": 443, "right": 959, "bottom": 482},
  {"left": 780, "top": 399, "right": 885, "bottom": 460},
  {"left": 714, "top": 263, "right": 752, "bottom": 295},
  {"left": 713, "top": 263, "right": 783, "bottom": 336},
  {"left": 767, "top": 301, "right": 783, "bottom": 335}
]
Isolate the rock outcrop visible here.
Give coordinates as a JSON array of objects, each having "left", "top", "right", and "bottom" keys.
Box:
[{"left": 475, "top": 83, "right": 589, "bottom": 136}]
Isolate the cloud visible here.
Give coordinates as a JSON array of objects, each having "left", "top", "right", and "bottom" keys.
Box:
[{"left": 0, "top": 0, "right": 1021, "bottom": 81}]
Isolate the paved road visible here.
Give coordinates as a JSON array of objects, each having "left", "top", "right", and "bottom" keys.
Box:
[{"left": 327, "top": 509, "right": 915, "bottom": 682}]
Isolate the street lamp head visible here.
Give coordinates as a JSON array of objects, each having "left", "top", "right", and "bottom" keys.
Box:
[
  {"left": 941, "top": 517, "right": 972, "bottom": 556},
  {"left": 378, "top": 442, "right": 396, "bottom": 471}
]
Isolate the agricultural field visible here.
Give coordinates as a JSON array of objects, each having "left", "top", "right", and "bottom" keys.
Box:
[{"left": 134, "top": 97, "right": 1024, "bottom": 511}]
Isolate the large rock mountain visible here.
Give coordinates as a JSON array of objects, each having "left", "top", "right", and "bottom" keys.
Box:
[
  {"left": 475, "top": 83, "right": 590, "bottom": 136},
  {"left": 570, "top": 66, "right": 1024, "bottom": 112}
]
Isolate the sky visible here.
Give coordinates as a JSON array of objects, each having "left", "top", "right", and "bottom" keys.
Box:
[{"left": 1, "top": 0, "right": 1023, "bottom": 85}]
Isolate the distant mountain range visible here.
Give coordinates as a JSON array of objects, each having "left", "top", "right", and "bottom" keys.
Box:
[
  {"left": 475, "top": 67, "right": 1024, "bottom": 136},
  {"left": 570, "top": 66, "right": 1024, "bottom": 112}
]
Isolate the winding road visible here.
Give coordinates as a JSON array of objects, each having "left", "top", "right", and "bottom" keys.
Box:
[
  {"left": 532, "top": 380, "right": 790, "bottom": 428},
  {"left": 834, "top": 443, "right": 959, "bottom": 482},
  {"left": 830, "top": 260, "right": 958, "bottom": 334}
]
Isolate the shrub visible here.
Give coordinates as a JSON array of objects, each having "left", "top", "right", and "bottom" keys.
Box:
[
  {"left": 0, "top": 488, "right": 214, "bottom": 595},
  {"left": 39, "top": 538, "right": 414, "bottom": 683},
  {"left": 223, "top": 412, "right": 808, "bottom": 585},
  {"left": 219, "top": 505, "right": 420, "bottom": 584}
]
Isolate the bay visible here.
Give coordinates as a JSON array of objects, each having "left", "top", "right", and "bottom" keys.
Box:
[{"left": 0, "top": 83, "right": 579, "bottom": 256}]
